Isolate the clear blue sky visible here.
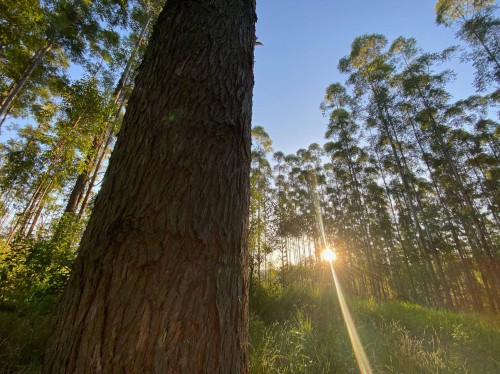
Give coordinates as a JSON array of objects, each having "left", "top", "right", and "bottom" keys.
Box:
[{"left": 253, "top": 0, "right": 476, "bottom": 155}]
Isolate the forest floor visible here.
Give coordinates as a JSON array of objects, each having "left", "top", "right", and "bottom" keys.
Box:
[
  {"left": 250, "top": 279, "right": 500, "bottom": 373},
  {"left": 1, "top": 278, "right": 499, "bottom": 373}
]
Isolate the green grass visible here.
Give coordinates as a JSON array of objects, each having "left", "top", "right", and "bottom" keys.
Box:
[
  {"left": 1, "top": 277, "right": 499, "bottom": 373},
  {"left": 249, "top": 281, "right": 500, "bottom": 373}
]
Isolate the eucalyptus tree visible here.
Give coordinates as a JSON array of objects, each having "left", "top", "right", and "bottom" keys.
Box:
[
  {"left": 274, "top": 152, "right": 306, "bottom": 269},
  {"left": 44, "top": 0, "right": 256, "bottom": 371},
  {"left": 62, "top": 0, "right": 166, "bottom": 220},
  {"left": 285, "top": 147, "right": 325, "bottom": 266},
  {"left": 321, "top": 82, "right": 382, "bottom": 301},
  {"left": 271, "top": 152, "right": 313, "bottom": 267},
  {"left": 2, "top": 77, "right": 114, "bottom": 244},
  {"left": 272, "top": 150, "right": 291, "bottom": 271},
  {"left": 338, "top": 34, "right": 454, "bottom": 307},
  {"left": 250, "top": 125, "right": 274, "bottom": 281},
  {"left": 435, "top": 0, "right": 499, "bottom": 91},
  {"left": 0, "top": 0, "right": 128, "bottom": 122},
  {"left": 442, "top": 102, "right": 500, "bottom": 309},
  {"left": 294, "top": 145, "right": 326, "bottom": 262},
  {"left": 389, "top": 36, "right": 500, "bottom": 308},
  {"left": 368, "top": 136, "right": 420, "bottom": 301},
  {"left": 388, "top": 37, "right": 486, "bottom": 307},
  {"left": 0, "top": 0, "right": 66, "bottom": 123},
  {"left": 0, "top": 124, "right": 48, "bottom": 230}
]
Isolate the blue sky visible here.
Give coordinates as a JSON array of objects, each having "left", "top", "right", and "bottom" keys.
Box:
[{"left": 252, "top": 0, "right": 476, "bottom": 154}]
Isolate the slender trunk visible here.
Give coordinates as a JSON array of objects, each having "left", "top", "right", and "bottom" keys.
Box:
[
  {"left": 64, "top": 136, "right": 104, "bottom": 214},
  {"left": 340, "top": 138, "right": 381, "bottom": 301},
  {"left": 0, "top": 40, "right": 55, "bottom": 122},
  {"left": 372, "top": 144, "right": 418, "bottom": 300},
  {"left": 406, "top": 112, "right": 483, "bottom": 310},
  {"left": 63, "top": 12, "right": 152, "bottom": 218},
  {"left": 0, "top": 83, "right": 15, "bottom": 107},
  {"left": 391, "top": 127, "right": 454, "bottom": 307},
  {"left": 407, "top": 78, "right": 497, "bottom": 274},
  {"left": 26, "top": 177, "right": 56, "bottom": 237},
  {"left": 114, "top": 15, "right": 153, "bottom": 106},
  {"left": 77, "top": 130, "right": 113, "bottom": 219},
  {"left": 8, "top": 115, "right": 82, "bottom": 240},
  {"left": 4, "top": 180, "right": 45, "bottom": 244},
  {"left": 371, "top": 85, "right": 443, "bottom": 306}
]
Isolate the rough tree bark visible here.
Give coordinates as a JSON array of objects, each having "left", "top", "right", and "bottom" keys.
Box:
[{"left": 43, "top": 0, "right": 256, "bottom": 372}]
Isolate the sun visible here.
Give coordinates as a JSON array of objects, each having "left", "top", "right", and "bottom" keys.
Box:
[{"left": 321, "top": 248, "right": 337, "bottom": 262}]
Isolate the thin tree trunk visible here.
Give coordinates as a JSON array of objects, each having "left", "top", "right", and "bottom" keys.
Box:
[
  {"left": 372, "top": 143, "right": 418, "bottom": 300},
  {"left": 114, "top": 14, "right": 153, "bottom": 106},
  {"left": 407, "top": 77, "right": 498, "bottom": 281},
  {"left": 64, "top": 13, "right": 153, "bottom": 218},
  {"left": 77, "top": 145, "right": 107, "bottom": 219},
  {"left": 26, "top": 176, "right": 56, "bottom": 237},
  {"left": 371, "top": 86, "right": 443, "bottom": 306},
  {"left": 405, "top": 111, "right": 483, "bottom": 310},
  {"left": 64, "top": 136, "right": 104, "bottom": 214},
  {"left": 0, "top": 40, "right": 55, "bottom": 122}
]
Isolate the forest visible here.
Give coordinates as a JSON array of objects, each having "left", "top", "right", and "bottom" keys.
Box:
[{"left": 0, "top": 0, "right": 499, "bottom": 373}]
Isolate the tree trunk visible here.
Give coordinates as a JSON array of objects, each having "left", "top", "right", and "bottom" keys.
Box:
[
  {"left": 64, "top": 170, "right": 90, "bottom": 214},
  {"left": 372, "top": 144, "right": 418, "bottom": 300},
  {"left": 371, "top": 88, "right": 444, "bottom": 306},
  {"left": 0, "top": 40, "right": 54, "bottom": 122},
  {"left": 64, "top": 9, "right": 153, "bottom": 218},
  {"left": 43, "top": 1, "right": 256, "bottom": 372}
]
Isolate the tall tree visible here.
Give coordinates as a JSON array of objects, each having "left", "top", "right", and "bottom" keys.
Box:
[
  {"left": 43, "top": 0, "right": 256, "bottom": 372},
  {"left": 249, "top": 126, "right": 274, "bottom": 281},
  {"left": 435, "top": 0, "right": 499, "bottom": 91},
  {"left": 321, "top": 83, "right": 382, "bottom": 301},
  {"left": 0, "top": 0, "right": 127, "bottom": 122}
]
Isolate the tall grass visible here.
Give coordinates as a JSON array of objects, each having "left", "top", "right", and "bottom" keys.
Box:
[
  {"left": 1, "top": 268, "right": 499, "bottom": 373},
  {"left": 249, "top": 279, "right": 500, "bottom": 373}
]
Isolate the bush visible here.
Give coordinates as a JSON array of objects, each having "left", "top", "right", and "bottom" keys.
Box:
[{"left": 0, "top": 224, "right": 80, "bottom": 373}]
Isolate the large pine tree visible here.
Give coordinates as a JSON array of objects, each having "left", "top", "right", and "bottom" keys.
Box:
[{"left": 43, "top": 0, "right": 256, "bottom": 372}]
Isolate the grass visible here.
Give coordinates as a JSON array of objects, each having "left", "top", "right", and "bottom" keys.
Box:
[
  {"left": 249, "top": 281, "right": 500, "bottom": 373},
  {"left": 0, "top": 310, "right": 49, "bottom": 374},
  {"left": 1, "top": 275, "right": 499, "bottom": 373}
]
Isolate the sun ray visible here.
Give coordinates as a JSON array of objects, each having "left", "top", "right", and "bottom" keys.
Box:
[{"left": 312, "top": 173, "right": 373, "bottom": 374}]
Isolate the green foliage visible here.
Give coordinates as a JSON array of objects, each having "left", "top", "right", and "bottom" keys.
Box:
[
  {"left": 0, "top": 216, "right": 84, "bottom": 373},
  {"left": 435, "top": 0, "right": 495, "bottom": 25},
  {"left": 435, "top": 0, "right": 499, "bottom": 91},
  {"left": 0, "top": 237, "right": 75, "bottom": 313}
]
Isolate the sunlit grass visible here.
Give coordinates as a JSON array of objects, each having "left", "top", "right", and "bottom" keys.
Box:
[{"left": 250, "top": 281, "right": 500, "bottom": 373}]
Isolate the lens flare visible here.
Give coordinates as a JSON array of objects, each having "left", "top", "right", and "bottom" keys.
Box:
[
  {"left": 329, "top": 262, "right": 373, "bottom": 374},
  {"left": 309, "top": 173, "right": 373, "bottom": 374},
  {"left": 321, "top": 248, "right": 337, "bottom": 262}
]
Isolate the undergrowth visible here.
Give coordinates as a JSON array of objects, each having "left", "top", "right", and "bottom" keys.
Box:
[
  {"left": 249, "top": 275, "right": 500, "bottom": 373},
  {"left": 1, "top": 264, "right": 499, "bottom": 373}
]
